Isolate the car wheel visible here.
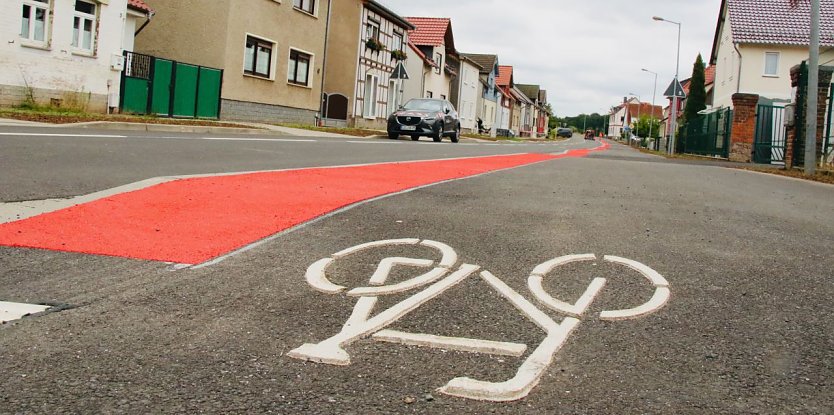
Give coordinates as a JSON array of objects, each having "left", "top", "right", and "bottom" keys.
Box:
[
  {"left": 411, "top": 135, "right": 420, "bottom": 141},
  {"left": 432, "top": 123, "right": 443, "bottom": 142},
  {"left": 388, "top": 132, "right": 399, "bottom": 140},
  {"left": 450, "top": 124, "right": 460, "bottom": 143}
]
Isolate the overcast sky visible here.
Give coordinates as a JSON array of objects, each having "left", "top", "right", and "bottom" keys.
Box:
[{"left": 380, "top": 0, "right": 724, "bottom": 117}]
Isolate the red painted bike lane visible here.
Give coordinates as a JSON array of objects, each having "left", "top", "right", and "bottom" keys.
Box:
[{"left": 0, "top": 143, "right": 608, "bottom": 265}]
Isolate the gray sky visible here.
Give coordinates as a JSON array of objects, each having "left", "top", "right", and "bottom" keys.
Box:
[{"left": 380, "top": 0, "right": 723, "bottom": 117}]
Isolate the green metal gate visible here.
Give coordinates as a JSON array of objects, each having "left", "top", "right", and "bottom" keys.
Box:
[
  {"left": 120, "top": 51, "right": 223, "bottom": 119},
  {"left": 823, "top": 82, "right": 834, "bottom": 167},
  {"left": 682, "top": 107, "right": 732, "bottom": 158},
  {"left": 753, "top": 105, "right": 787, "bottom": 164}
]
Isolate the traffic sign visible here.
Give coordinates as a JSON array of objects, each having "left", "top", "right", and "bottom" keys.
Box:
[
  {"left": 391, "top": 62, "right": 409, "bottom": 80},
  {"left": 663, "top": 78, "right": 686, "bottom": 98}
]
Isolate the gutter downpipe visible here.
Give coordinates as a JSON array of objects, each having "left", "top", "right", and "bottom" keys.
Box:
[
  {"left": 318, "top": 0, "right": 333, "bottom": 126},
  {"left": 733, "top": 42, "right": 743, "bottom": 93},
  {"left": 134, "top": 11, "right": 155, "bottom": 36}
]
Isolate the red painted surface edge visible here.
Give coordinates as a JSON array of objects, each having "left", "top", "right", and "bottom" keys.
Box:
[{"left": 0, "top": 144, "right": 608, "bottom": 264}]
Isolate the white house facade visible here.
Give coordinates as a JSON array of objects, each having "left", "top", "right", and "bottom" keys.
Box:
[
  {"left": 454, "top": 56, "right": 480, "bottom": 132},
  {"left": 352, "top": 2, "right": 414, "bottom": 129},
  {"left": 710, "top": 0, "right": 834, "bottom": 108},
  {"left": 0, "top": 0, "right": 152, "bottom": 112}
]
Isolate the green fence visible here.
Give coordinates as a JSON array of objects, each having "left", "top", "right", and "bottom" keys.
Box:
[
  {"left": 120, "top": 51, "right": 223, "bottom": 119},
  {"left": 753, "top": 105, "right": 787, "bottom": 164},
  {"left": 681, "top": 108, "right": 732, "bottom": 158}
]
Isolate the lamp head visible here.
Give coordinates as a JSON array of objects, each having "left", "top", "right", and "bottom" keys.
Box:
[{"left": 652, "top": 16, "right": 664, "bottom": 21}]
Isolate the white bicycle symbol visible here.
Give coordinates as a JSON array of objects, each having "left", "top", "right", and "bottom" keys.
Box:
[{"left": 288, "top": 238, "right": 670, "bottom": 402}]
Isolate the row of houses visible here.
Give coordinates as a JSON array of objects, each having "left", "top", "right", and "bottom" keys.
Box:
[
  {"left": 1, "top": 0, "right": 550, "bottom": 136},
  {"left": 608, "top": 0, "right": 834, "bottom": 147}
]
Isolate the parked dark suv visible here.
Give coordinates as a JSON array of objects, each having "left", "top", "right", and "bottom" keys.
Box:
[
  {"left": 556, "top": 128, "right": 573, "bottom": 138},
  {"left": 387, "top": 99, "right": 461, "bottom": 143}
]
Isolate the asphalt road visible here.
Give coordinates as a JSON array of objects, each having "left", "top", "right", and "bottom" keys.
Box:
[{"left": 1, "top": 127, "right": 832, "bottom": 414}]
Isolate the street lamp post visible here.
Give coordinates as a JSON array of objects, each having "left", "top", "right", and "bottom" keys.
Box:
[
  {"left": 653, "top": 16, "right": 681, "bottom": 155},
  {"left": 629, "top": 93, "right": 641, "bottom": 145},
  {"left": 642, "top": 68, "right": 659, "bottom": 150}
]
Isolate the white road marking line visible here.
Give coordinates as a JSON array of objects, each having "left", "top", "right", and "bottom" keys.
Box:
[
  {"left": 333, "top": 238, "right": 420, "bottom": 259},
  {"left": 197, "top": 137, "right": 317, "bottom": 142},
  {"left": 372, "top": 330, "right": 528, "bottom": 357},
  {"left": 0, "top": 301, "right": 50, "bottom": 323},
  {"left": 348, "top": 267, "right": 449, "bottom": 297},
  {"left": 440, "top": 270, "right": 580, "bottom": 402},
  {"left": 599, "top": 287, "right": 671, "bottom": 321},
  {"left": 367, "top": 257, "right": 434, "bottom": 285},
  {"left": 604, "top": 255, "right": 669, "bottom": 287},
  {"left": 190, "top": 154, "right": 547, "bottom": 268},
  {"left": 287, "top": 264, "right": 480, "bottom": 366},
  {"left": 2, "top": 154, "right": 534, "bottom": 227},
  {"left": 0, "top": 133, "right": 127, "bottom": 138}
]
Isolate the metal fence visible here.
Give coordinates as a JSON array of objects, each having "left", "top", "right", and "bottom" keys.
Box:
[
  {"left": 681, "top": 108, "right": 732, "bottom": 158},
  {"left": 753, "top": 105, "right": 787, "bottom": 164},
  {"left": 120, "top": 51, "right": 223, "bottom": 119}
]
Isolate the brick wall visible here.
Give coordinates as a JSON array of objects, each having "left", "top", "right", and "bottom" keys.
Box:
[
  {"left": 786, "top": 65, "right": 834, "bottom": 168},
  {"left": 729, "top": 93, "right": 759, "bottom": 162},
  {"left": 220, "top": 99, "right": 318, "bottom": 124}
]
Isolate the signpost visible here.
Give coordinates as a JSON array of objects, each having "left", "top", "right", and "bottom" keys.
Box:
[{"left": 664, "top": 78, "right": 687, "bottom": 154}]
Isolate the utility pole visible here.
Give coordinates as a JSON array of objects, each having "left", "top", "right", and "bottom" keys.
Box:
[
  {"left": 654, "top": 16, "right": 682, "bottom": 155},
  {"left": 806, "top": 0, "right": 820, "bottom": 174},
  {"left": 643, "top": 69, "right": 659, "bottom": 149}
]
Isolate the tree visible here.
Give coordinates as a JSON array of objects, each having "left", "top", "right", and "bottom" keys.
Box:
[
  {"left": 683, "top": 54, "right": 707, "bottom": 125},
  {"left": 634, "top": 115, "right": 661, "bottom": 139}
]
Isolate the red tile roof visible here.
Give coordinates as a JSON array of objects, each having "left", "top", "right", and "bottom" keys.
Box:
[
  {"left": 128, "top": 0, "right": 153, "bottom": 13},
  {"left": 496, "top": 65, "right": 513, "bottom": 87},
  {"left": 405, "top": 17, "right": 451, "bottom": 46},
  {"left": 705, "top": 64, "right": 716, "bottom": 86},
  {"left": 726, "top": 0, "right": 834, "bottom": 46}
]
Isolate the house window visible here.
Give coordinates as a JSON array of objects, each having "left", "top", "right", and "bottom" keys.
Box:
[
  {"left": 244, "top": 36, "right": 273, "bottom": 78},
  {"left": 392, "top": 31, "right": 403, "bottom": 52},
  {"left": 366, "top": 19, "right": 380, "bottom": 41},
  {"left": 426, "top": 91, "right": 433, "bottom": 98},
  {"left": 288, "top": 49, "right": 311, "bottom": 86},
  {"left": 388, "top": 80, "right": 398, "bottom": 114},
  {"left": 440, "top": 94, "right": 446, "bottom": 100},
  {"left": 435, "top": 52, "right": 442, "bottom": 74},
  {"left": 363, "top": 74, "right": 378, "bottom": 118},
  {"left": 71, "top": 0, "right": 96, "bottom": 52},
  {"left": 293, "top": 0, "right": 315, "bottom": 15},
  {"left": 764, "top": 52, "right": 779, "bottom": 76},
  {"left": 21, "top": 0, "right": 50, "bottom": 43}
]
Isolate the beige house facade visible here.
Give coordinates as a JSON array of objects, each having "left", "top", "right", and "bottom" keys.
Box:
[
  {"left": 323, "top": 0, "right": 413, "bottom": 129},
  {"left": 710, "top": 0, "right": 834, "bottom": 109},
  {"left": 136, "top": 0, "right": 329, "bottom": 123}
]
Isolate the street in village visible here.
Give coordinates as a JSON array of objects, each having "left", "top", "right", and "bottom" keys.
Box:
[{"left": 1, "top": 126, "right": 832, "bottom": 413}]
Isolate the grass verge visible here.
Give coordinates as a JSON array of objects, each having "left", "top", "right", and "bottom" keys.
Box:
[
  {"left": 0, "top": 108, "right": 259, "bottom": 129},
  {"left": 739, "top": 167, "right": 834, "bottom": 185}
]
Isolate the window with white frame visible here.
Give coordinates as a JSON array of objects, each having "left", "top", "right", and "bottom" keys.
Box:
[
  {"left": 435, "top": 52, "right": 442, "bottom": 74},
  {"left": 293, "top": 0, "right": 315, "bottom": 15},
  {"left": 288, "top": 49, "right": 311, "bottom": 86},
  {"left": 764, "top": 52, "right": 779, "bottom": 76},
  {"left": 387, "top": 80, "right": 397, "bottom": 114},
  {"left": 71, "top": 0, "right": 97, "bottom": 53},
  {"left": 392, "top": 31, "right": 403, "bottom": 52},
  {"left": 244, "top": 35, "right": 273, "bottom": 78},
  {"left": 20, "top": 0, "right": 50, "bottom": 44},
  {"left": 363, "top": 74, "right": 378, "bottom": 118},
  {"left": 366, "top": 19, "right": 380, "bottom": 41}
]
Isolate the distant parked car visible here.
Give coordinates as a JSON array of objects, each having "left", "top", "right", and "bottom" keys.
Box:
[
  {"left": 556, "top": 128, "right": 572, "bottom": 138},
  {"left": 387, "top": 99, "right": 461, "bottom": 143}
]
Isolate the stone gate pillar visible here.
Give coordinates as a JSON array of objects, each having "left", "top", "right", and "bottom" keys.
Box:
[
  {"left": 729, "top": 93, "right": 759, "bottom": 162},
  {"left": 786, "top": 64, "right": 834, "bottom": 169}
]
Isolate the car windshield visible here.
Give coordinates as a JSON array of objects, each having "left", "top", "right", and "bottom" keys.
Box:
[{"left": 402, "top": 99, "right": 443, "bottom": 112}]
